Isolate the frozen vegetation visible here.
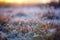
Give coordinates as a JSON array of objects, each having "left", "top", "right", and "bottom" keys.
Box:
[{"left": 0, "top": 6, "right": 60, "bottom": 40}]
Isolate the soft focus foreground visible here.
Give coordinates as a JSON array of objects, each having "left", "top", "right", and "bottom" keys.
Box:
[{"left": 0, "top": 6, "right": 60, "bottom": 40}]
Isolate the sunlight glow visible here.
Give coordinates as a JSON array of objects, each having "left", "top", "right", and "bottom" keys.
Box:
[
  {"left": 0, "top": 0, "right": 51, "bottom": 4},
  {"left": 0, "top": 0, "right": 59, "bottom": 4}
]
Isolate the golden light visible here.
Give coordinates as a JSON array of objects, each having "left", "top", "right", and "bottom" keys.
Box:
[
  {"left": 5, "top": 0, "right": 25, "bottom": 3},
  {"left": 0, "top": 0, "right": 51, "bottom": 4},
  {"left": 0, "top": 0, "right": 59, "bottom": 5}
]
